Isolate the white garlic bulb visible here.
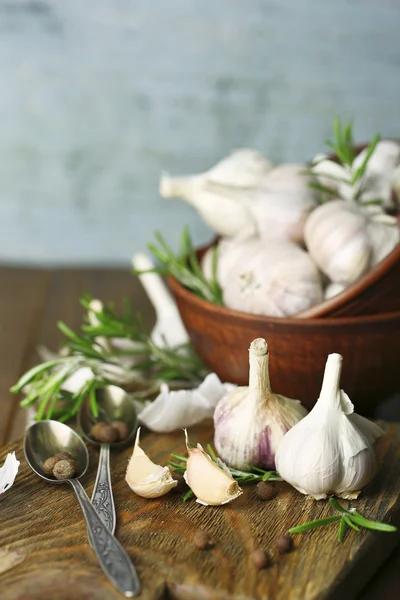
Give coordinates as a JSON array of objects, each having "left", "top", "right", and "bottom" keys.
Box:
[
  {"left": 275, "top": 353, "right": 383, "bottom": 500},
  {"left": 159, "top": 149, "right": 273, "bottom": 238},
  {"left": 183, "top": 430, "right": 243, "bottom": 506},
  {"left": 304, "top": 199, "right": 399, "bottom": 284},
  {"left": 324, "top": 281, "right": 347, "bottom": 300},
  {"left": 206, "top": 237, "right": 323, "bottom": 317},
  {"left": 213, "top": 338, "right": 307, "bottom": 470},
  {"left": 125, "top": 428, "right": 177, "bottom": 498}
]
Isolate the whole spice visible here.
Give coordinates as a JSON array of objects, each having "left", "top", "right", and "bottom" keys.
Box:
[
  {"left": 110, "top": 420, "right": 129, "bottom": 442},
  {"left": 53, "top": 459, "right": 75, "bottom": 480},
  {"left": 255, "top": 481, "right": 278, "bottom": 501},
  {"left": 125, "top": 428, "right": 177, "bottom": 498},
  {"left": 275, "top": 353, "right": 383, "bottom": 500},
  {"left": 193, "top": 530, "right": 213, "bottom": 550},
  {"left": 213, "top": 338, "right": 307, "bottom": 470},
  {"left": 43, "top": 456, "right": 60, "bottom": 476},
  {"left": 55, "top": 451, "right": 72, "bottom": 461},
  {"left": 250, "top": 548, "right": 271, "bottom": 570},
  {"left": 183, "top": 430, "right": 243, "bottom": 506},
  {"left": 90, "top": 422, "right": 119, "bottom": 444},
  {"left": 170, "top": 472, "right": 189, "bottom": 495},
  {"left": 276, "top": 535, "right": 293, "bottom": 554}
]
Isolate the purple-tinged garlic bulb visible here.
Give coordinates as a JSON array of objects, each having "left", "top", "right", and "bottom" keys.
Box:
[{"left": 213, "top": 338, "right": 307, "bottom": 470}]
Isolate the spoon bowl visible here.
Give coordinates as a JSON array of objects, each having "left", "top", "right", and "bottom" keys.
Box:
[
  {"left": 24, "top": 419, "right": 89, "bottom": 483},
  {"left": 78, "top": 385, "right": 138, "bottom": 449}
]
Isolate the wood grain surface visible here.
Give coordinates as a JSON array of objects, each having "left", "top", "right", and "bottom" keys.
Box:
[
  {"left": 0, "top": 421, "right": 400, "bottom": 600},
  {"left": 1, "top": 265, "right": 400, "bottom": 599}
]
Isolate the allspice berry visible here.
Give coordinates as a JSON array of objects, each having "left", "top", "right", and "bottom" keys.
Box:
[
  {"left": 43, "top": 456, "right": 60, "bottom": 476},
  {"left": 255, "top": 481, "right": 278, "bottom": 501},
  {"left": 110, "top": 420, "right": 129, "bottom": 442},
  {"left": 276, "top": 535, "right": 293, "bottom": 554},
  {"left": 193, "top": 529, "right": 213, "bottom": 550},
  {"left": 53, "top": 459, "right": 75, "bottom": 480},
  {"left": 55, "top": 451, "right": 72, "bottom": 461},
  {"left": 250, "top": 548, "right": 271, "bottom": 570},
  {"left": 90, "top": 422, "right": 118, "bottom": 444}
]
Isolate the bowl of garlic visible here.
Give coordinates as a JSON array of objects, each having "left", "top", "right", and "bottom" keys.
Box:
[
  {"left": 156, "top": 119, "right": 400, "bottom": 413},
  {"left": 160, "top": 120, "right": 399, "bottom": 319}
]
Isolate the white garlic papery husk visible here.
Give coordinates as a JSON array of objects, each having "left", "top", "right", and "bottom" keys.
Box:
[
  {"left": 249, "top": 164, "right": 317, "bottom": 244},
  {"left": 125, "top": 428, "right": 177, "bottom": 498},
  {"left": 183, "top": 430, "right": 243, "bottom": 506},
  {"left": 275, "top": 353, "right": 383, "bottom": 500},
  {"left": 324, "top": 281, "right": 347, "bottom": 300},
  {"left": 213, "top": 338, "right": 308, "bottom": 470},
  {"left": 0, "top": 452, "right": 20, "bottom": 496},
  {"left": 304, "top": 199, "right": 399, "bottom": 283},
  {"left": 211, "top": 237, "right": 323, "bottom": 317},
  {"left": 159, "top": 149, "right": 273, "bottom": 238}
]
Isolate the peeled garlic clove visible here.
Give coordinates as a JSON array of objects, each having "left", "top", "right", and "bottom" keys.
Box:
[
  {"left": 183, "top": 430, "right": 242, "bottom": 506},
  {"left": 125, "top": 427, "right": 177, "bottom": 498}
]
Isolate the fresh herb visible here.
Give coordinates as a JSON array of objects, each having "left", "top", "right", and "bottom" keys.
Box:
[
  {"left": 289, "top": 497, "right": 397, "bottom": 542},
  {"left": 133, "top": 226, "right": 224, "bottom": 305},
  {"left": 309, "top": 117, "right": 380, "bottom": 203},
  {"left": 169, "top": 444, "right": 282, "bottom": 501},
  {"left": 11, "top": 295, "right": 208, "bottom": 422}
]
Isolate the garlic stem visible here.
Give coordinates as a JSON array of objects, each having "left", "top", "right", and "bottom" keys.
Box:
[
  {"left": 159, "top": 172, "right": 196, "bottom": 200},
  {"left": 248, "top": 338, "right": 271, "bottom": 398},
  {"left": 319, "top": 353, "right": 342, "bottom": 407}
]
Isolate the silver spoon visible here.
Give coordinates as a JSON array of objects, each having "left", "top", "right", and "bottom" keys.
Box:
[
  {"left": 24, "top": 420, "right": 140, "bottom": 598},
  {"left": 77, "top": 385, "right": 138, "bottom": 534}
]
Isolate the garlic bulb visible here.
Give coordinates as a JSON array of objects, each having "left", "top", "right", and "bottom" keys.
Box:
[
  {"left": 183, "top": 430, "right": 242, "bottom": 506},
  {"left": 304, "top": 199, "right": 399, "bottom": 284},
  {"left": 205, "top": 237, "right": 323, "bottom": 317},
  {"left": 275, "top": 353, "right": 383, "bottom": 500},
  {"left": 125, "top": 428, "right": 177, "bottom": 498},
  {"left": 324, "top": 281, "right": 347, "bottom": 300},
  {"left": 159, "top": 149, "right": 273, "bottom": 238},
  {"left": 213, "top": 338, "right": 307, "bottom": 470},
  {"left": 246, "top": 164, "right": 317, "bottom": 244}
]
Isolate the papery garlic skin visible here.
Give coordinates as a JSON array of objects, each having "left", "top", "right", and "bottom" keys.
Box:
[
  {"left": 213, "top": 338, "right": 307, "bottom": 470},
  {"left": 304, "top": 200, "right": 399, "bottom": 284},
  {"left": 183, "top": 430, "right": 242, "bottom": 506},
  {"left": 125, "top": 428, "right": 177, "bottom": 498},
  {"left": 275, "top": 354, "right": 383, "bottom": 500},
  {"left": 210, "top": 238, "right": 323, "bottom": 317},
  {"left": 159, "top": 149, "right": 273, "bottom": 239}
]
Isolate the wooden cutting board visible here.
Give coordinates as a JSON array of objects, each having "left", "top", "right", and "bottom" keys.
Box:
[{"left": 0, "top": 420, "right": 399, "bottom": 600}]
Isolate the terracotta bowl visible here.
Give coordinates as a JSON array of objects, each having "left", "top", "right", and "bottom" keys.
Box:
[{"left": 168, "top": 275, "right": 400, "bottom": 415}]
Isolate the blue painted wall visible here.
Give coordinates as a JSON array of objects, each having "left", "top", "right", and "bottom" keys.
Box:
[{"left": 0, "top": 0, "right": 399, "bottom": 265}]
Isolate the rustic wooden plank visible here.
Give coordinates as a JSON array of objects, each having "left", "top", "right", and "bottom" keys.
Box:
[
  {"left": 0, "top": 421, "right": 399, "bottom": 600},
  {"left": 6, "top": 267, "right": 155, "bottom": 443},
  {"left": 0, "top": 267, "right": 50, "bottom": 445}
]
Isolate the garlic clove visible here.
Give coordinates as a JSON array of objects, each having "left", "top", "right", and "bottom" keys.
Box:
[
  {"left": 183, "top": 430, "right": 242, "bottom": 506},
  {"left": 125, "top": 427, "right": 177, "bottom": 498}
]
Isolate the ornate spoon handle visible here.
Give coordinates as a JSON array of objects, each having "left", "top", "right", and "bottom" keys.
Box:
[
  {"left": 69, "top": 479, "right": 140, "bottom": 597},
  {"left": 91, "top": 443, "right": 116, "bottom": 534}
]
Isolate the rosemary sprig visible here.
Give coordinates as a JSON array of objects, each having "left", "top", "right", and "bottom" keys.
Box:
[
  {"left": 169, "top": 444, "right": 282, "bottom": 500},
  {"left": 11, "top": 294, "right": 208, "bottom": 422},
  {"left": 289, "top": 497, "right": 397, "bottom": 542},
  {"left": 310, "top": 117, "right": 380, "bottom": 203},
  {"left": 133, "top": 226, "right": 224, "bottom": 305}
]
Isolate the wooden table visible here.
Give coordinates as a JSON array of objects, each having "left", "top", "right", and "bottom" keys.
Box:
[{"left": 0, "top": 264, "right": 399, "bottom": 599}]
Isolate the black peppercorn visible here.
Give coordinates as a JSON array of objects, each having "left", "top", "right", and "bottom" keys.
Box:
[
  {"left": 193, "top": 529, "right": 213, "bottom": 550},
  {"left": 250, "top": 548, "right": 271, "bottom": 570},
  {"left": 90, "top": 422, "right": 119, "bottom": 443},
  {"left": 55, "top": 451, "right": 72, "bottom": 461},
  {"left": 43, "top": 456, "right": 59, "bottom": 476},
  {"left": 110, "top": 420, "right": 129, "bottom": 441},
  {"left": 53, "top": 459, "right": 75, "bottom": 480}
]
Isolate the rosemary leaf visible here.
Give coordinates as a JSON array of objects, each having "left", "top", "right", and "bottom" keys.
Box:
[{"left": 338, "top": 517, "right": 348, "bottom": 542}]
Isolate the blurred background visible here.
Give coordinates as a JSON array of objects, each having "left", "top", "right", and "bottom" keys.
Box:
[{"left": 0, "top": 0, "right": 399, "bottom": 266}]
